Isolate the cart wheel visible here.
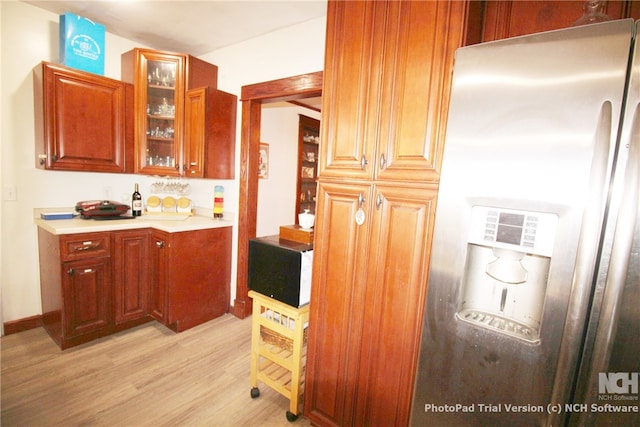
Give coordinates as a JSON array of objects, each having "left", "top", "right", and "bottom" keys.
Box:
[
  {"left": 250, "top": 387, "right": 260, "bottom": 398},
  {"left": 286, "top": 411, "right": 299, "bottom": 422}
]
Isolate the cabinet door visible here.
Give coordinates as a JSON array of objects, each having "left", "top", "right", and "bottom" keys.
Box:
[
  {"left": 375, "top": 0, "right": 465, "bottom": 183},
  {"left": 62, "top": 257, "right": 111, "bottom": 339},
  {"left": 319, "top": 1, "right": 465, "bottom": 183},
  {"left": 304, "top": 181, "right": 374, "bottom": 426},
  {"left": 357, "top": 184, "right": 437, "bottom": 426},
  {"left": 149, "top": 231, "right": 168, "bottom": 323},
  {"left": 123, "top": 49, "right": 185, "bottom": 176},
  {"left": 165, "top": 227, "right": 232, "bottom": 331},
  {"left": 203, "top": 89, "right": 237, "bottom": 180},
  {"left": 183, "top": 87, "right": 207, "bottom": 177},
  {"left": 318, "top": 1, "right": 382, "bottom": 180},
  {"left": 113, "top": 230, "right": 150, "bottom": 325},
  {"left": 33, "top": 62, "right": 132, "bottom": 173}
]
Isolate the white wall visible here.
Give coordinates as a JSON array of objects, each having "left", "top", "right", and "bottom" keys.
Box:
[
  {"left": 0, "top": 0, "right": 325, "bottom": 326},
  {"left": 258, "top": 103, "right": 321, "bottom": 237}
]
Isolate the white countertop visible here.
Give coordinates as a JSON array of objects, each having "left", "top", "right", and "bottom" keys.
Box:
[{"left": 34, "top": 207, "right": 234, "bottom": 235}]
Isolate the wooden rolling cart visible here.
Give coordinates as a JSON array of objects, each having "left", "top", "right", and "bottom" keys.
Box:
[{"left": 249, "top": 290, "right": 309, "bottom": 422}]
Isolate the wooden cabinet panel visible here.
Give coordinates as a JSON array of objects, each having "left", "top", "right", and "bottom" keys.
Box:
[
  {"left": 33, "top": 62, "right": 133, "bottom": 173},
  {"left": 305, "top": 181, "right": 373, "bottom": 426},
  {"left": 375, "top": 2, "right": 460, "bottom": 183},
  {"left": 62, "top": 257, "right": 111, "bottom": 339},
  {"left": 481, "top": 1, "right": 640, "bottom": 43},
  {"left": 113, "top": 230, "right": 150, "bottom": 326},
  {"left": 187, "top": 87, "right": 238, "bottom": 179},
  {"left": 358, "top": 184, "right": 437, "bottom": 426},
  {"left": 165, "top": 227, "right": 232, "bottom": 331},
  {"left": 184, "top": 88, "right": 207, "bottom": 177},
  {"left": 318, "top": 0, "right": 381, "bottom": 181},
  {"left": 149, "top": 230, "right": 169, "bottom": 323}
]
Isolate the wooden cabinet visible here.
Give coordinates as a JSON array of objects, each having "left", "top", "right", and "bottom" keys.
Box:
[
  {"left": 33, "top": 62, "right": 133, "bottom": 173},
  {"left": 319, "top": 1, "right": 456, "bottom": 184},
  {"left": 148, "top": 227, "right": 232, "bottom": 332},
  {"left": 113, "top": 230, "right": 150, "bottom": 328},
  {"left": 38, "top": 225, "right": 231, "bottom": 349},
  {"left": 304, "top": 1, "right": 466, "bottom": 426},
  {"left": 186, "top": 87, "right": 237, "bottom": 179},
  {"left": 296, "top": 114, "right": 320, "bottom": 220},
  {"left": 38, "top": 229, "right": 113, "bottom": 349},
  {"left": 121, "top": 48, "right": 236, "bottom": 178},
  {"left": 478, "top": 1, "right": 640, "bottom": 43},
  {"left": 63, "top": 257, "right": 111, "bottom": 340}
]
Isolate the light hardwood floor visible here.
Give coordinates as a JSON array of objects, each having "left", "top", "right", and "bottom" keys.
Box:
[{"left": 1, "top": 314, "right": 313, "bottom": 427}]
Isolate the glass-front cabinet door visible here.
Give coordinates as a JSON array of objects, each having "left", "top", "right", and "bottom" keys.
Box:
[{"left": 123, "top": 49, "right": 186, "bottom": 176}]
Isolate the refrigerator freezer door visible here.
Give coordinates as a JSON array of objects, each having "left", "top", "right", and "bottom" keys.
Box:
[
  {"left": 570, "top": 20, "right": 640, "bottom": 427},
  {"left": 411, "top": 20, "right": 635, "bottom": 426}
]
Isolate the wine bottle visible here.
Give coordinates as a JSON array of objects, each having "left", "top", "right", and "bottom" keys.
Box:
[{"left": 132, "top": 183, "right": 142, "bottom": 217}]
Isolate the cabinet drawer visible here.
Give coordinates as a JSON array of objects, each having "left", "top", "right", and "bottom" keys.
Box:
[{"left": 61, "top": 233, "right": 111, "bottom": 261}]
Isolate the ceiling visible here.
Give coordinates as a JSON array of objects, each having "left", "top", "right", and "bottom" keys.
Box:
[
  {"left": 24, "top": 0, "right": 328, "bottom": 56},
  {"left": 24, "top": 0, "right": 325, "bottom": 111}
]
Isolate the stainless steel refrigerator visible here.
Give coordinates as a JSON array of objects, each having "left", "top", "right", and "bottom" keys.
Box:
[{"left": 411, "top": 19, "right": 640, "bottom": 426}]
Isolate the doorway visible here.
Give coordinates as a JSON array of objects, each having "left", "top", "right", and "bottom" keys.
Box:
[{"left": 232, "top": 71, "right": 322, "bottom": 319}]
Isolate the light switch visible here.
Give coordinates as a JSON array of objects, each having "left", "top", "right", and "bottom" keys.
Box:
[{"left": 3, "top": 185, "right": 17, "bottom": 201}]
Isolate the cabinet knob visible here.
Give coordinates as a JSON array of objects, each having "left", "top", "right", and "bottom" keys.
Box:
[
  {"left": 376, "top": 194, "right": 383, "bottom": 210},
  {"left": 379, "top": 153, "right": 387, "bottom": 170},
  {"left": 38, "top": 154, "right": 47, "bottom": 165},
  {"left": 68, "top": 268, "right": 74, "bottom": 276},
  {"left": 156, "top": 241, "right": 165, "bottom": 249},
  {"left": 358, "top": 193, "right": 366, "bottom": 209},
  {"left": 360, "top": 155, "right": 368, "bottom": 170}
]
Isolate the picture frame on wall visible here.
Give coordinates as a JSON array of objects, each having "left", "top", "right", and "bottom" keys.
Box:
[{"left": 259, "top": 142, "right": 269, "bottom": 179}]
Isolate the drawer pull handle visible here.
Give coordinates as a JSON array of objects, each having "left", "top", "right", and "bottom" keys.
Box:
[{"left": 74, "top": 243, "right": 99, "bottom": 252}]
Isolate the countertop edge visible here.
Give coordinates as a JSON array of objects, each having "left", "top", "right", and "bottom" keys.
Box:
[{"left": 34, "top": 207, "right": 234, "bottom": 235}]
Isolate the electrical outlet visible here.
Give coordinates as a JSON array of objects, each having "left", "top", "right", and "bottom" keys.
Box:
[{"left": 3, "top": 185, "right": 17, "bottom": 201}]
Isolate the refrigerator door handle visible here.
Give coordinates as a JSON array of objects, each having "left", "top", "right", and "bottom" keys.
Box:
[
  {"left": 549, "top": 101, "right": 614, "bottom": 415},
  {"left": 575, "top": 104, "right": 640, "bottom": 425}
]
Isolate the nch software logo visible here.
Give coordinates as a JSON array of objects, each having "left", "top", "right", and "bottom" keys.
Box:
[{"left": 599, "top": 372, "right": 639, "bottom": 395}]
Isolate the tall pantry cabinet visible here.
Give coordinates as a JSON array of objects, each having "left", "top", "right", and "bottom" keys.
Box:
[{"left": 304, "top": 1, "right": 467, "bottom": 426}]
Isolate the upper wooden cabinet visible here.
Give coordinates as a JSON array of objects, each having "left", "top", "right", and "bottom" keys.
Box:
[
  {"left": 319, "top": 1, "right": 459, "bottom": 183},
  {"left": 33, "top": 62, "right": 134, "bottom": 173},
  {"left": 121, "top": 48, "right": 236, "bottom": 178},
  {"left": 479, "top": 0, "right": 640, "bottom": 43}
]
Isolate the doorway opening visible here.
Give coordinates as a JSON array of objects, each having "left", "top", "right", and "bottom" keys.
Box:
[{"left": 232, "top": 71, "right": 322, "bottom": 319}]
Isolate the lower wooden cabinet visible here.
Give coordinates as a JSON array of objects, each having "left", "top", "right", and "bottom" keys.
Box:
[
  {"left": 38, "top": 226, "right": 231, "bottom": 349},
  {"left": 62, "top": 256, "right": 111, "bottom": 341},
  {"left": 38, "top": 229, "right": 114, "bottom": 349},
  {"left": 304, "top": 181, "right": 437, "bottom": 426},
  {"left": 149, "top": 227, "right": 232, "bottom": 332}
]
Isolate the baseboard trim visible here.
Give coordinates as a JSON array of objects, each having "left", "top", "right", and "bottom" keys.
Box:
[{"left": 4, "top": 315, "right": 43, "bottom": 335}]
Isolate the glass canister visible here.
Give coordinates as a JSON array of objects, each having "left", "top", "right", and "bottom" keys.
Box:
[{"left": 214, "top": 185, "right": 224, "bottom": 219}]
